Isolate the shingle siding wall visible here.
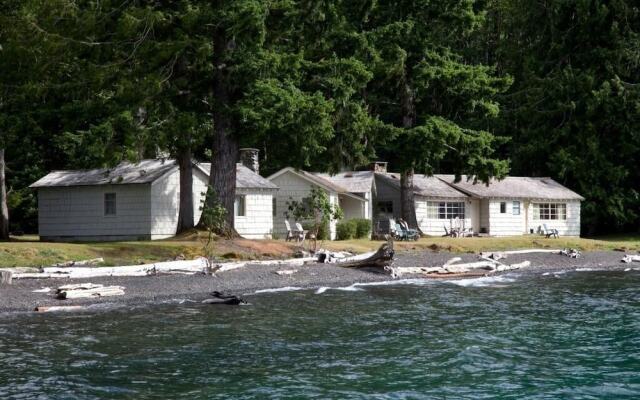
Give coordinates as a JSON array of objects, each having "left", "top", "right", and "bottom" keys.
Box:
[
  {"left": 487, "top": 199, "right": 527, "bottom": 236},
  {"left": 373, "top": 176, "right": 402, "bottom": 222},
  {"left": 415, "top": 197, "right": 474, "bottom": 236},
  {"left": 38, "top": 185, "right": 152, "bottom": 241},
  {"left": 527, "top": 200, "right": 581, "bottom": 236},
  {"left": 235, "top": 189, "right": 274, "bottom": 239}
]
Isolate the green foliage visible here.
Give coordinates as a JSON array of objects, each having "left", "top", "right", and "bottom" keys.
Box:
[
  {"left": 303, "top": 219, "right": 330, "bottom": 241},
  {"left": 336, "top": 220, "right": 357, "bottom": 241},
  {"left": 199, "top": 186, "right": 228, "bottom": 251},
  {"left": 352, "top": 218, "right": 372, "bottom": 239},
  {"left": 285, "top": 186, "right": 343, "bottom": 243}
]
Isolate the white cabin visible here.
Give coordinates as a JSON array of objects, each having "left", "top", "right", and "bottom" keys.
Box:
[
  {"left": 267, "top": 168, "right": 373, "bottom": 240},
  {"left": 30, "top": 158, "right": 278, "bottom": 242},
  {"left": 438, "top": 175, "right": 583, "bottom": 236}
]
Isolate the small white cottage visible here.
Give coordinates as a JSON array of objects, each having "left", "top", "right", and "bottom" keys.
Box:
[
  {"left": 437, "top": 175, "right": 584, "bottom": 236},
  {"left": 30, "top": 152, "right": 278, "bottom": 241},
  {"left": 267, "top": 167, "right": 374, "bottom": 240}
]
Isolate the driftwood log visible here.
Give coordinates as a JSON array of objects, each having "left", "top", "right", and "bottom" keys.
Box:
[
  {"left": 35, "top": 305, "right": 86, "bottom": 313},
  {"left": 56, "top": 283, "right": 125, "bottom": 300},
  {"left": 622, "top": 255, "right": 640, "bottom": 263},
  {"left": 335, "top": 241, "right": 394, "bottom": 270}
]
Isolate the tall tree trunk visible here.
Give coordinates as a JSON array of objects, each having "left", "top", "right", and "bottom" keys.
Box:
[
  {"left": 0, "top": 149, "right": 9, "bottom": 241},
  {"left": 176, "top": 146, "right": 194, "bottom": 233},
  {"left": 399, "top": 73, "right": 419, "bottom": 229},
  {"left": 400, "top": 169, "right": 418, "bottom": 228},
  {"left": 200, "top": 24, "right": 238, "bottom": 234}
]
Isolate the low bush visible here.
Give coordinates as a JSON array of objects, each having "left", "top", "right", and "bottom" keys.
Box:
[
  {"left": 302, "top": 218, "right": 330, "bottom": 240},
  {"left": 336, "top": 220, "right": 358, "bottom": 240},
  {"left": 352, "top": 218, "right": 371, "bottom": 239}
]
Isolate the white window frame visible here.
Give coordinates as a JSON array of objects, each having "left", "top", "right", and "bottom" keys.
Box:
[
  {"left": 427, "top": 201, "right": 465, "bottom": 220},
  {"left": 234, "top": 195, "right": 246, "bottom": 217},
  {"left": 533, "top": 203, "right": 567, "bottom": 220},
  {"left": 104, "top": 193, "right": 117, "bottom": 216},
  {"left": 513, "top": 201, "right": 521, "bottom": 215}
]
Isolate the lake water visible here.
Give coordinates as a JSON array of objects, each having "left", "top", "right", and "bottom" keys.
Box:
[{"left": 1, "top": 271, "right": 639, "bottom": 399}]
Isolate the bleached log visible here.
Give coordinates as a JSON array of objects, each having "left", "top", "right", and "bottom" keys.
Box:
[
  {"left": 444, "top": 257, "right": 462, "bottom": 266},
  {"left": 14, "top": 273, "right": 70, "bottom": 279},
  {"left": 445, "top": 261, "right": 497, "bottom": 273},
  {"left": 35, "top": 305, "right": 86, "bottom": 312},
  {"left": 15, "top": 258, "right": 211, "bottom": 279},
  {"left": 58, "top": 283, "right": 103, "bottom": 291},
  {"left": 496, "top": 261, "right": 531, "bottom": 271},
  {"left": 621, "top": 255, "right": 640, "bottom": 263},
  {"left": 275, "top": 269, "right": 298, "bottom": 276},
  {"left": 57, "top": 285, "right": 125, "bottom": 300},
  {"left": 0, "top": 270, "right": 12, "bottom": 285},
  {"left": 499, "top": 249, "right": 563, "bottom": 255},
  {"left": 214, "top": 257, "right": 316, "bottom": 273}
]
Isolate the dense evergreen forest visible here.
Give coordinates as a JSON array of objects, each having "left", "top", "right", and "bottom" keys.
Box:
[{"left": 0, "top": 0, "right": 638, "bottom": 237}]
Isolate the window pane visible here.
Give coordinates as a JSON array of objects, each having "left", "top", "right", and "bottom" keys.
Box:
[
  {"left": 513, "top": 201, "right": 520, "bottom": 215},
  {"left": 500, "top": 202, "right": 506, "bottom": 213},
  {"left": 235, "top": 195, "right": 246, "bottom": 217},
  {"left": 104, "top": 193, "right": 116, "bottom": 216}
]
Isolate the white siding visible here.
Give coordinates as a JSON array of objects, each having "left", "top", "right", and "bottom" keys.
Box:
[
  {"left": 38, "top": 185, "right": 152, "bottom": 241},
  {"left": 150, "top": 169, "right": 180, "bottom": 238},
  {"left": 415, "top": 198, "right": 474, "bottom": 236},
  {"left": 340, "top": 195, "right": 366, "bottom": 220},
  {"left": 269, "top": 170, "right": 340, "bottom": 240},
  {"left": 486, "top": 199, "right": 527, "bottom": 236},
  {"left": 234, "top": 189, "right": 274, "bottom": 239},
  {"left": 527, "top": 200, "right": 581, "bottom": 236}
]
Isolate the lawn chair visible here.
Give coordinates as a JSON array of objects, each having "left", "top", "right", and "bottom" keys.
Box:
[
  {"left": 395, "top": 223, "right": 419, "bottom": 241},
  {"left": 295, "top": 222, "right": 308, "bottom": 242},
  {"left": 542, "top": 224, "right": 559, "bottom": 238},
  {"left": 284, "top": 220, "right": 295, "bottom": 242},
  {"left": 443, "top": 224, "right": 451, "bottom": 237}
]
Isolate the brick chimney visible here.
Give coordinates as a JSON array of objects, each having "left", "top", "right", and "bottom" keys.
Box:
[
  {"left": 369, "top": 161, "right": 388, "bottom": 173},
  {"left": 239, "top": 148, "right": 260, "bottom": 174}
]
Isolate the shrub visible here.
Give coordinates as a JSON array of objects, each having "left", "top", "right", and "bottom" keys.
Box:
[
  {"left": 353, "top": 218, "right": 372, "bottom": 239},
  {"left": 336, "top": 220, "right": 357, "bottom": 240},
  {"left": 303, "top": 218, "right": 330, "bottom": 240}
]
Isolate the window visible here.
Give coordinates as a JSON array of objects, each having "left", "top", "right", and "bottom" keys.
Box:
[
  {"left": 500, "top": 202, "right": 507, "bottom": 214},
  {"left": 513, "top": 201, "right": 521, "bottom": 215},
  {"left": 377, "top": 201, "right": 393, "bottom": 214},
  {"left": 104, "top": 193, "right": 117, "bottom": 216},
  {"left": 272, "top": 197, "right": 277, "bottom": 217},
  {"left": 533, "top": 203, "right": 567, "bottom": 220},
  {"left": 234, "top": 195, "right": 246, "bottom": 217},
  {"left": 427, "top": 202, "right": 465, "bottom": 220}
]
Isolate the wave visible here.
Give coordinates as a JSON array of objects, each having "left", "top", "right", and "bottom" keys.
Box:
[
  {"left": 254, "top": 286, "right": 306, "bottom": 294},
  {"left": 442, "top": 275, "right": 517, "bottom": 288}
]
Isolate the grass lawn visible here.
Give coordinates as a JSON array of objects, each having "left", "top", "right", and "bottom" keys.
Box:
[{"left": 1, "top": 232, "right": 638, "bottom": 269}]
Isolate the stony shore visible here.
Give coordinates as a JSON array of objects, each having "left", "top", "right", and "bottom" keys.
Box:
[{"left": 0, "top": 250, "right": 634, "bottom": 313}]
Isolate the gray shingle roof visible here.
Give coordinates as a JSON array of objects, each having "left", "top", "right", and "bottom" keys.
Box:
[
  {"left": 313, "top": 171, "right": 374, "bottom": 193},
  {"left": 436, "top": 175, "right": 584, "bottom": 200},
  {"left": 196, "top": 163, "right": 278, "bottom": 190},
  {"left": 31, "top": 159, "right": 278, "bottom": 190},
  {"left": 376, "top": 173, "right": 469, "bottom": 199},
  {"left": 30, "top": 159, "right": 177, "bottom": 188}
]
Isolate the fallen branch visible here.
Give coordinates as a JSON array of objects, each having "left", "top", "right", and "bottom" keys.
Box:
[{"left": 53, "top": 258, "right": 105, "bottom": 268}]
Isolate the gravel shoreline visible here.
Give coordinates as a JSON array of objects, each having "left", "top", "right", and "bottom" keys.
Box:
[{"left": 0, "top": 250, "right": 635, "bottom": 313}]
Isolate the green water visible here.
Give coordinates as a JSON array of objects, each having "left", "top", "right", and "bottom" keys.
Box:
[{"left": 1, "top": 271, "right": 639, "bottom": 399}]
